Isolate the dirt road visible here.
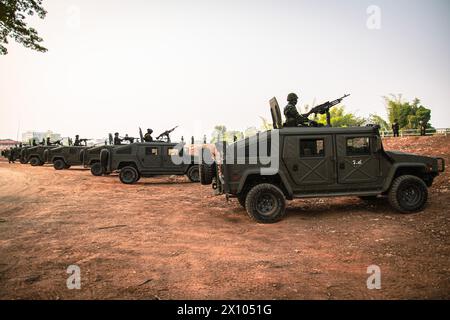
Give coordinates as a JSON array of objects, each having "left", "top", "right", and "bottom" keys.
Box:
[{"left": 0, "top": 136, "right": 449, "bottom": 299}]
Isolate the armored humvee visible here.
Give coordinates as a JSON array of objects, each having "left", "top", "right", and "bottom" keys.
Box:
[
  {"left": 199, "top": 98, "right": 445, "bottom": 223},
  {"left": 44, "top": 146, "right": 89, "bottom": 170},
  {"left": 98, "top": 142, "right": 200, "bottom": 184},
  {"left": 21, "top": 145, "right": 58, "bottom": 166},
  {"left": 83, "top": 144, "right": 116, "bottom": 176}
]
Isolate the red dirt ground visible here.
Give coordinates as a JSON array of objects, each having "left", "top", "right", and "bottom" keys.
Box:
[{"left": 0, "top": 136, "right": 449, "bottom": 299}]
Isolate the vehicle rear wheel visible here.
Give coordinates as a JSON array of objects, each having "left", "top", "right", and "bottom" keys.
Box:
[
  {"left": 245, "top": 183, "right": 286, "bottom": 223},
  {"left": 90, "top": 162, "right": 103, "bottom": 176},
  {"left": 20, "top": 157, "right": 27, "bottom": 164},
  {"left": 53, "top": 159, "right": 66, "bottom": 170},
  {"left": 119, "top": 166, "right": 139, "bottom": 184},
  {"left": 30, "top": 157, "right": 40, "bottom": 166},
  {"left": 187, "top": 165, "right": 200, "bottom": 182},
  {"left": 388, "top": 175, "right": 428, "bottom": 213}
]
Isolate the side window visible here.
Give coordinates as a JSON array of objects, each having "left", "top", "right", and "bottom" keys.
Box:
[
  {"left": 299, "top": 139, "right": 324, "bottom": 157},
  {"left": 145, "top": 147, "right": 158, "bottom": 156},
  {"left": 167, "top": 147, "right": 179, "bottom": 156},
  {"left": 346, "top": 137, "right": 370, "bottom": 155}
]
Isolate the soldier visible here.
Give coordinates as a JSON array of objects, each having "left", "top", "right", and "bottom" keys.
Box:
[
  {"left": 8, "top": 147, "right": 15, "bottom": 163},
  {"left": 419, "top": 120, "right": 426, "bottom": 136},
  {"left": 46, "top": 137, "right": 51, "bottom": 146},
  {"left": 32, "top": 139, "right": 37, "bottom": 146},
  {"left": 74, "top": 135, "right": 81, "bottom": 146},
  {"left": 114, "top": 132, "right": 123, "bottom": 145},
  {"left": 392, "top": 119, "right": 400, "bottom": 137},
  {"left": 143, "top": 129, "right": 153, "bottom": 142},
  {"left": 283, "top": 93, "right": 309, "bottom": 127}
]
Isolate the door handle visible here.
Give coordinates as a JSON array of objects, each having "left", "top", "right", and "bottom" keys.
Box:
[
  {"left": 293, "top": 164, "right": 298, "bottom": 172},
  {"left": 339, "top": 162, "right": 345, "bottom": 169}
]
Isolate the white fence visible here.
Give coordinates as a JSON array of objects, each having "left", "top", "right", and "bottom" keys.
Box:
[{"left": 380, "top": 128, "right": 450, "bottom": 137}]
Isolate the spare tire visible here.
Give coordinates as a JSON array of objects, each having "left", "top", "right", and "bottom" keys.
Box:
[
  {"left": 79, "top": 149, "right": 86, "bottom": 163},
  {"left": 43, "top": 149, "right": 49, "bottom": 163},
  {"left": 100, "top": 149, "right": 109, "bottom": 171}
]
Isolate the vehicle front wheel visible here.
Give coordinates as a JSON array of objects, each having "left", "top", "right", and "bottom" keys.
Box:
[
  {"left": 388, "top": 175, "right": 428, "bottom": 213},
  {"left": 119, "top": 166, "right": 140, "bottom": 184},
  {"left": 30, "top": 157, "right": 40, "bottom": 166},
  {"left": 53, "top": 159, "right": 66, "bottom": 170},
  {"left": 245, "top": 183, "right": 286, "bottom": 223},
  {"left": 90, "top": 162, "right": 103, "bottom": 176},
  {"left": 187, "top": 165, "right": 200, "bottom": 182}
]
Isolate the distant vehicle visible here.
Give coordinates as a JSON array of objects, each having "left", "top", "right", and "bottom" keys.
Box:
[
  {"left": 21, "top": 145, "right": 58, "bottom": 166},
  {"left": 98, "top": 142, "right": 200, "bottom": 184},
  {"left": 44, "top": 146, "right": 89, "bottom": 170},
  {"left": 83, "top": 144, "right": 116, "bottom": 176},
  {"left": 199, "top": 97, "right": 445, "bottom": 223}
]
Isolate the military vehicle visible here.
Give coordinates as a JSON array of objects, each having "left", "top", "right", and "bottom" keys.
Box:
[
  {"left": 83, "top": 144, "right": 116, "bottom": 176},
  {"left": 199, "top": 97, "right": 445, "bottom": 223},
  {"left": 44, "top": 145, "right": 90, "bottom": 170},
  {"left": 98, "top": 141, "right": 200, "bottom": 184},
  {"left": 21, "top": 145, "right": 58, "bottom": 166}
]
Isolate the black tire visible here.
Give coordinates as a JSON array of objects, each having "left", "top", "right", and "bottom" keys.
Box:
[
  {"left": 90, "top": 162, "right": 103, "bottom": 176},
  {"left": 199, "top": 148, "right": 216, "bottom": 185},
  {"left": 64, "top": 164, "right": 71, "bottom": 169},
  {"left": 100, "top": 149, "right": 109, "bottom": 170},
  {"left": 20, "top": 157, "right": 27, "bottom": 164},
  {"left": 187, "top": 165, "right": 200, "bottom": 182},
  {"left": 43, "top": 149, "right": 49, "bottom": 162},
  {"left": 53, "top": 159, "right": 66, "bottom": 170},
  {"left": 79, "top": 149, "right": 85, "bottom": 163},
  {"left": 30, "top": 157, "right": 40, "bottom": 166},
  {"left": 119, "top": 166, "right": 139, "bottom": 184},
  {"left": 245, "top": 183, "right": 286, "bottom": 223},
  {"left": 388, "top": 175, "right": 428, "bottom": 213}
]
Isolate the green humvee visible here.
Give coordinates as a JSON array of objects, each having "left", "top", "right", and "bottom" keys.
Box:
[
  {"left": 44, "top": 146, "right": 89, "bottom": 170},
  {"left": 199, "top": 98, "right": 445, "bottom": 223},
  {"left": 98, "top": 142, "right": 200, "bottom": 184},
  {"left": 83, "top": 144, "right": 116, "bottom": 176},
  {"left": 21, "top": 145, "right": 58, "bottom": 166}
]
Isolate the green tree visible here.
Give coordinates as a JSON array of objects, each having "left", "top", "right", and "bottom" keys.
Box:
[
  {"left": 0, "top": 0, "right": 47, "bottom": 55},
  {"left": 259, "top": 116, "right": 273, "bottom": 131},
  {"left": 210, "top": 125, "right": 227, "bottom": 143},
  {"left": 368, "top": 114, "right": 389, "bottom": 131},
  {"left": 315, "top": 106, "right": 366, "bottom": 127},
  {"left": 384, "top": 95, "right": 432, "bottom": 129}
]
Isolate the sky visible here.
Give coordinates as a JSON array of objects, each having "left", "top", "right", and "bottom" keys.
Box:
[{"left": 0, "top": 0, "right": 449, "bottom": 141}]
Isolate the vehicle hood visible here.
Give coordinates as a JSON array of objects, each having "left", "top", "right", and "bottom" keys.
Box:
[{"left": 385, "top": 150, "right": 436, "bottom": 165}]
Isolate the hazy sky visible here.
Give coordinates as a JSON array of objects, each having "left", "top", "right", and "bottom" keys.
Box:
[{"left": 1, "top": 0, "right": 449, "bottom": 141}]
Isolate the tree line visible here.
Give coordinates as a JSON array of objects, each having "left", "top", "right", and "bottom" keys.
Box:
[{"left": 211, "top": 95, "right": 434, "bottom": 143}]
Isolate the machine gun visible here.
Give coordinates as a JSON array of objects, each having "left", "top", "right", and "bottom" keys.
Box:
[
  {"left": 156, "top": 126, "right": 178, "bottom": 142},
  {"left": 304, "top": 94, "right": 350, "bottom": 127},
  {"left": 122, "top": 135, "right": 136, "bottom": 144},
  {"left": 76, "top": 138, "right": 92, "bottom": 146}
]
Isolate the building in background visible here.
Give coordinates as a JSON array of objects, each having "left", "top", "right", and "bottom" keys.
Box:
[
  {"left": 0, "top": 139, "right": 20, "bottom": 151},
  {"left": 21, "top": 130, "right": 62, "bottom": 144}
]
